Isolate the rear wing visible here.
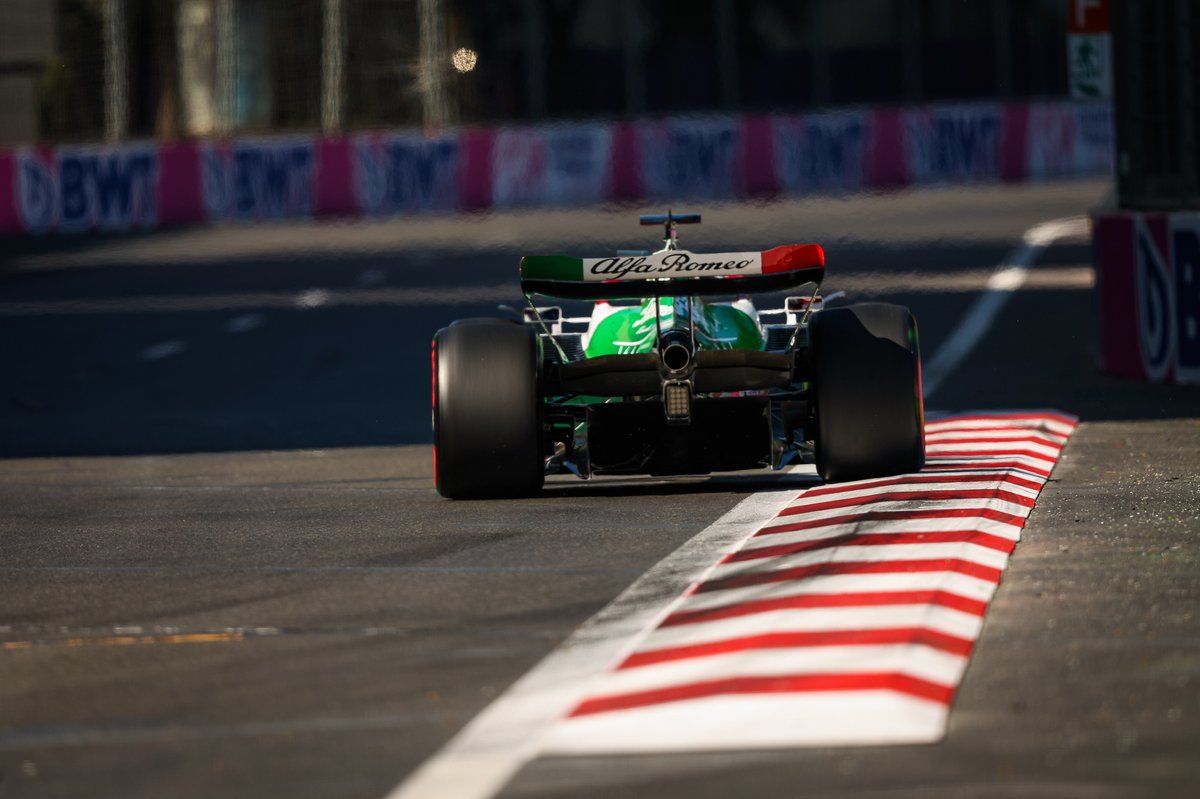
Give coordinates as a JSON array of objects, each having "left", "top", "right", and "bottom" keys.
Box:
[{"left": 519, "top": 244, "right": 825, "bottom": 299}]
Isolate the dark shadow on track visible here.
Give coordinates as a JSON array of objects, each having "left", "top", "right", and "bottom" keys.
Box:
[{"left": 539, "top": 472, "right": 823, "bottom": 500}]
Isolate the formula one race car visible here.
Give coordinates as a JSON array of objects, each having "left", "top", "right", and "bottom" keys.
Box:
[{"left": 432, "top": 212, "right": 924, "bottom": 498}]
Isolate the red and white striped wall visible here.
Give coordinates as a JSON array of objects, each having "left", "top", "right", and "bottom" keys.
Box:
[{"left": 542, "top": 411, "right": 1077, "bottom": 753}]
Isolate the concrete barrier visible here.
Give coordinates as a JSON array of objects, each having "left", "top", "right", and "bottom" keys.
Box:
[{"left": 1093, "top": 211, "right": 1200, "bottom": 385}]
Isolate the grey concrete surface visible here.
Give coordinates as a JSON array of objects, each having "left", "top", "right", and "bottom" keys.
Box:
[{"left": 2, "top": 179, "right": 1198, "bottom": 799}]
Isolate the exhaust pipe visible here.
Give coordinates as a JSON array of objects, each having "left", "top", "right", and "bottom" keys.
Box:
[
  {"left": 658, "top": 329, "right": 694, "bottom": 424},
  {"left": 659, "top": 329, "right": 693, "bottom": 374}
]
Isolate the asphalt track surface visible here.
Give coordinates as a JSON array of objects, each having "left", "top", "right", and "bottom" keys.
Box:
[{"left": 1, "top": 179, "right": 1199, "bottom": 798}]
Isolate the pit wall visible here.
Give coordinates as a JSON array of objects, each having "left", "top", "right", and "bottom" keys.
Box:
[
  {"left": 0, "top": 100, "right": 1111, "bottom": 236},
  {"left": 1093, "top": 212, "right": 1200, "bottom": 385}
]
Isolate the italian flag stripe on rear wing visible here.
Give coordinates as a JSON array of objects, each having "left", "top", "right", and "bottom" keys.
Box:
[
  {"left": 520, "top": 254, "right": 587, "bottom": 282},
  {"left": 519, "top": 244, "right": 825, "bottom": 299},
  {"left": 761, "top": 244, "right": 825, "bottom": 274}
]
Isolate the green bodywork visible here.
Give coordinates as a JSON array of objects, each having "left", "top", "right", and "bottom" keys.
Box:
[{"left": 584, "top": 297, "right": 764, "bottom": 357}]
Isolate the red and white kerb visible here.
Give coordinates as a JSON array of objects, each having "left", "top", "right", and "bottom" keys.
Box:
[{"left": 542, "top": 411, "right": 1077, "bottom": 752}]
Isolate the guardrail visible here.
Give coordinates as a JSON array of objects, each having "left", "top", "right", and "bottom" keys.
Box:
[{"left": 0, "top": 100, "right": 1112, "bottom": 236}]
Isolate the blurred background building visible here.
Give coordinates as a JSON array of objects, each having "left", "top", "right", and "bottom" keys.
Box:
[
  {"left": 0, "top": 0, "right": 56, "bottom": 144},
  {"left": 2, "top": 0, "right": 1073, "bottom": 146},
  {"left": 1111, "top": 0, "right": 1200, "bottom": 211}
]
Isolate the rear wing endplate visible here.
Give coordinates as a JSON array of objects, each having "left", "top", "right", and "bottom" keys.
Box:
[{"left": 519, "top": 244, "right": 825, "bottom": 300}]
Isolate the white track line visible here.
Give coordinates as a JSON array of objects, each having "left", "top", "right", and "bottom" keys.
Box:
[
  {"left": 295, "top": 288, "right": 330, "bottom": 309},
  {"left": 225, "top": 312, "right": 264, "bottom": 333},
  {"left": 383, "top": 481, "right": 808, "bottom": 799},
  {"left": 141, "top": 340, "right": 186, "bottom": 360},
  {"left": 921, "top": 216, "right": 1088, "bottom": 398}
]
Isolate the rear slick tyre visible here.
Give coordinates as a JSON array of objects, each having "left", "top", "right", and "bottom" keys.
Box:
[
  {"left": 432, "top": 320, "right": 544, "bottom": 499},
  {"left": 811, "top": 303, "right": 925, "bottom": 483}
]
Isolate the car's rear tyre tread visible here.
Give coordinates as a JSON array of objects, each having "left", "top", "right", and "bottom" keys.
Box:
[
  {"left": 812, "top": 302, "right": 925, "bottom": 483},
  {"left": 433, "top": 320, "right": 544, "bottom": 499}
]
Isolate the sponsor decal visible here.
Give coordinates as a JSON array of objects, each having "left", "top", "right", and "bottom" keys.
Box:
[
  {"left": 1170, "top": 215, "right": 1200, "bottom": 383},
  {"left": 1134, "top": 216, "right": 1175, "bottom": 382},
  {"left": 1075, "top": 101, "right": 1114, "bottom": 172},
  {"left": 1026, "top": 102, "right": 1077, "bottom": 179},
  {"left": 641, "top": 119, "right": 739, "bottom": 199},
  {"left": 492, "top": 129, "right": 548, "bottom": 207},
  {"left": 544, "top": 125, "right": 612, "bottom": 204},
  {"left": 581, "top": 250, "right": 762, "bottom": 282},
  {"left": 906, "top": 105, "right": 1002, "bottom": 183},
  {"left": 492, "top": 125, "right": 612, "bottom": 207},
  {"left": 614, "top": 300, "right": 670, "bottom": 354},
  {"left": 1, "top": 102, "right": 1115, "bottom": 237},
  {"left": 1027, "top": 101, "right": 1114, "bottom": 179},
  {"left": 354, "top": 133, "right": 458, "bottom": 214},
  {"left": 203, "top": 138, "right": 315, "bottom": 220},
  {"left": 16, "top": 146, "right": 157, "bottom": 233},
  {"left": 774, "top": 112, "right": 868, "bottom": 193},
  {"left": 16, "top": 151, "right": 55, "bottom": 234}
]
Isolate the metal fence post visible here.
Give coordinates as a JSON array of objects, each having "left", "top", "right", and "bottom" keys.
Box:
[
  {"left": 103, "top": 0, "right": 128, "bottom": 142},
  {"left": 322, "top": 0, "right": 345, "bottom": 134},
  {"left": 215, "top": 0, "right": 235, "bottom": 135},
  {"left": 418, "top": 0, "right": 449, "bottom": 128}
]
